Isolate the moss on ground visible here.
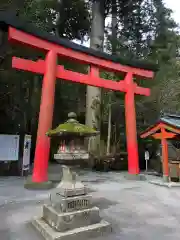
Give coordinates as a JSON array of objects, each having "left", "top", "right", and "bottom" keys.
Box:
[{"left": 24, "top": 176, "right": 54, "bottom": 190}]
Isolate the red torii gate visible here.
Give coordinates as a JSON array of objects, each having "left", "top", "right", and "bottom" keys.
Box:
[{"left": 5, "top": 20, "right": 156, "bottom": 184}]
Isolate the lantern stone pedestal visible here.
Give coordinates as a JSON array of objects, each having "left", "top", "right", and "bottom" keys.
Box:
[{"left": 32, "top": 164, "right": 111, "bottom": 240}]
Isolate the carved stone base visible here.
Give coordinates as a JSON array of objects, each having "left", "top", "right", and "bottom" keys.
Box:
[
  {"left": 43, "top": 205, "right": 101, "bottom": 232},
  {"left": 32, "top": 218, "right": 111, "bottom": 240}
]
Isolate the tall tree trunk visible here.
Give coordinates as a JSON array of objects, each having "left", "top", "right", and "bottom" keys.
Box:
[
  {"left": 106, "top": 94, "right": 112, "bottom": 155},
  {"left": 30, "top": 76, "right": 41, "bottom": 132},
  {"left": 106, "top": 0, "right": 118, "bottom": 154},
  {"left": 55, "top": 0, "right": 62, "bottom": 37},
  {"left": 30, "top": 76, "right": 41, "bottom": 161},
  {"left": 135, "top": 0, "right": 142, "bottom": 57},
  {"left": 86, "top": 0, "right": 105, "bottom": 154},
  {"left": 112, "top": 0, "right": 118, "bottom": 54}
]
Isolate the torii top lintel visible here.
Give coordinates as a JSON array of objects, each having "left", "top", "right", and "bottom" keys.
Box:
[{"left": 0, "top": 11, "right": 158, "bottom": 79}]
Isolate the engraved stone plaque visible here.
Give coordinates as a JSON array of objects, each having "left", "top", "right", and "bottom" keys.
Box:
[
  {"left": 67, "top": 199, "right": 89, "bottom": 210},
  {"left": 50, "top": 194, "right": 92, "bottom": 213}
]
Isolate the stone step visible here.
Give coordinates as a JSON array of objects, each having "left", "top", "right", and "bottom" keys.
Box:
[
  {"left": 32, "top": 217, "right": 111, "bottom": 240},
  {"left": 43, "top": 205, "right": 101, "bottom": 232}
]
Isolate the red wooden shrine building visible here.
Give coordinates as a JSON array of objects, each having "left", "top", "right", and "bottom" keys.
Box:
[
  {"left": 0, "top": 11, "right": 158, "bottom": 185},
  {"left": 141, "top": 114, "right": 180, "bottom": 181}
]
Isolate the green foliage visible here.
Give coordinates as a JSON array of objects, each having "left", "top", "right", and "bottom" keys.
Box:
[
  {"left": 56, "top": 0, "right": 90, "bottom": 40},
  {"left": 20, "top": 0, "right": 57, "bottom": 31},
  {"left": 101, "top": 0, "right": 180, "bottom": 152},
  {"left": 0, "top": 0, "right": 89, "bottom": 136}
]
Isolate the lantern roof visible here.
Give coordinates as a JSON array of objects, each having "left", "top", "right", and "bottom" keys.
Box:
[{"left": 46, "top": 112, "right": 99, "bottom": 137}]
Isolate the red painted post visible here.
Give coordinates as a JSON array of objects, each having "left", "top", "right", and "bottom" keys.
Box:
[
  {"left": 124, "top": 73, "right": 139, "bottom": 175},
  {"left": 32, "top": 50, "right": 57, "bottom": 182},
  {"left": 161, "top": 128, "right": 169, "bottom": 181}
]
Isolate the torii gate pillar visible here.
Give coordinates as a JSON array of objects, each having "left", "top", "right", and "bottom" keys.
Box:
[
  {"left": 125, "top": 73, "right": 139, "bottom": 175},
  {"left": 32, "top": 51, "right": 57, "bottom": 184}
]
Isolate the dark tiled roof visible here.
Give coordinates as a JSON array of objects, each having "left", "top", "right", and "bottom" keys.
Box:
[
  {"left": 0, "top": 10, "right": 158, "bottom": 72},
  {"left": 160, "top": 114, "right": 180, "bottom": 129},
  {"left": 140, "top": 114, "right": 180, "bottom": 137}
]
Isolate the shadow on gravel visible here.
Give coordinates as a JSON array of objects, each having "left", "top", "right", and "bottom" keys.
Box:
[
  {"left": 92, "top": 197, "right": 118, "bottom": 210},
  {"left": 82, "top": 179, "right": 107, "bottom": 184}
]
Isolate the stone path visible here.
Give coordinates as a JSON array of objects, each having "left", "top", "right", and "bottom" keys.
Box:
[{"left": 1, "top": 172, "right": 180, "bottom": 239}]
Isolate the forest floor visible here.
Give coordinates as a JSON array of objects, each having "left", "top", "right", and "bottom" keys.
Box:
[{"left": 1, "top": 170, "right": 180, "bottom": 240}]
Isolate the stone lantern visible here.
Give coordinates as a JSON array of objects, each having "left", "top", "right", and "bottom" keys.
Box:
[
  {"left": 32, "top": 112, "right": 111, "bottom": 240},
  {"left": 47, "top": 112, "right": 99, "bottom": 197}
]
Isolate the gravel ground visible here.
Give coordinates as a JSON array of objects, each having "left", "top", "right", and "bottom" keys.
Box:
[{"left": 0, "top": 172, "right": 180, "bottom": 240}]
